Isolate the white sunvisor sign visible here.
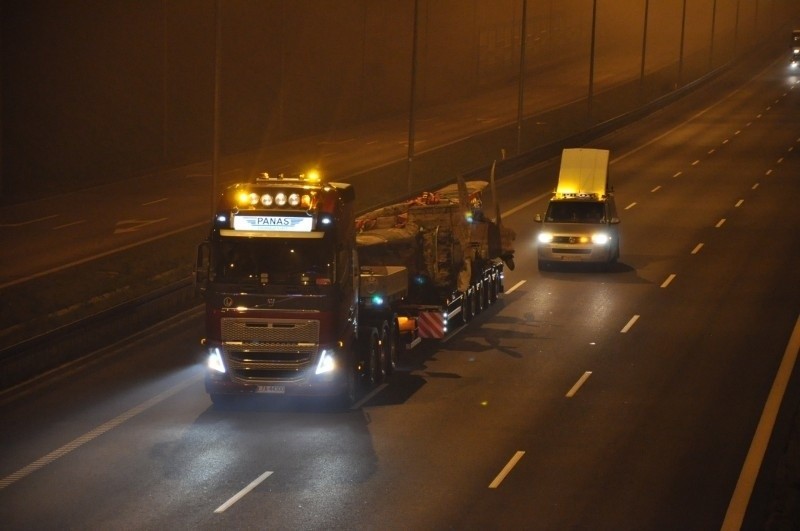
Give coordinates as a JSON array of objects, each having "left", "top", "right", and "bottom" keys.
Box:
[{"left": 233, "top": 215, "right": 313, "bottom": 232}]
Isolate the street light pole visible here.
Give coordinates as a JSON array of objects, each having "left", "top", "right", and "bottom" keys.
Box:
[
  {"left": 212, "top": 0, "right": 221, "bottom": 218},
  {"left": 516, "top": 0, "right": 527, "bottom": 155},
  {"left": 407, "top": 0, "right": 419, "bottom": 195}
]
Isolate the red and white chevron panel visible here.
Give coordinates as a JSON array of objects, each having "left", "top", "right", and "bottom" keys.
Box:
[{"left": 417, "top": 311, "right": 444, "bottom": 339}]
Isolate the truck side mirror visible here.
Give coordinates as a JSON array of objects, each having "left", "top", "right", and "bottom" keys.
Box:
[
  {"left": 534, "top": 213, "right": 543, "bottom": 223},
  {"left": 195, "top": 241, "right": 211, "bottom": 295}
]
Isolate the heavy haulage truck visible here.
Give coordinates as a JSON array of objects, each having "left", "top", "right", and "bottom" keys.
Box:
[{"left": 195, "top": 170, "right": 515, "bottom": 407}]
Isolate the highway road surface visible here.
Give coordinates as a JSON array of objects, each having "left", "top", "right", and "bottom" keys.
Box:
[{"left": 1, "top": 56, "right": 799, "bottom": 529}]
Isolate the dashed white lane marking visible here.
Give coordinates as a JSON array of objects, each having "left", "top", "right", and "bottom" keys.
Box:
[
  {"left": 505, "top": 280, "right": 526, "bottom": 294},
  {"left": 752, "top": 183, "right": 760, "bottom": 190},
  {"left": 660, "top": 274, "right": 677, "bottom": 288},
  {"left": 735, "top": 200, "right": 744, "bottom": 208},
  {"left": 53, "top": 220, "right": 87, "bottom": 230},
  {"left": 0, "top": 373, "right": 202, "bottom": 490},
  {"left": 708, "top": 148, "right": 716, "bottom": 155},
  {"left": 214, "top": 471, "right": 274, "bottom": 513},
  {"left": 691, "top": 160, "right": 700, "bottom": 166},
  {"left": 143, "top": 197, "right": 168, "bottom": 206},
  {"left": 673, "top": 171, "right": 682, "bottom": 178},
  {"left": 489, "top": 451, "right": 525, "bottom": 489},
  {"left": 691, "top": 243, "right": 704, "bottom": 255},
  {"left": 651, "top": 186, "right": 661, "bottom": 192},
  {"left": 625, "top": 202, "right": 637, "bottom": 210},
  {"left": 502, "top": 191, "right": 552, "bottom": 218},
  {"left": 621, "top": 315, "right": 640, "bottom": 334},
  {"left": 716, "top": 219, "right": 726, "bottom": 228},
  {"left": 766, "top": 169, "right": 773, "bottom": 176},
  {"left": 566, "top": 371, "right": 593, "bottom": 398},
  {"left": 0, "top": 214, "right": 58, "bottom": 228}
]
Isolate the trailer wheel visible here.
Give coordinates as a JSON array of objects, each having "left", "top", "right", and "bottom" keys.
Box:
[
  {"left": 378, "top": 321, "right": 391, "bottom": 381},
  {"left": 386, "top": 319, "right": 399, "bottom": 374},
  {"left": 464, "top": 289, "right": 476, "bottom": 322},
  {"left": 476, "top": 280, "right": 486, "bottom": 313}
]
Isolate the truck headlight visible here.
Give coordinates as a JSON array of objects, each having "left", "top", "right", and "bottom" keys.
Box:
[
  {"left": 591, "top": 233, "right": 610, "bottom": 245},
  {"left": 537, "top": 232, "right": 553, "bottom": 243},
  {"left": 208, "top": 347, "right": 226, "bottom": 373},
  {"left": 315, "top": 349, "right": 336, "bottom": 375}
]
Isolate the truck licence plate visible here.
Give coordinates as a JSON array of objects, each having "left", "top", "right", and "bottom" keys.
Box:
[{"left": 257, "top": 385, "right": 285, "bottom": 394}]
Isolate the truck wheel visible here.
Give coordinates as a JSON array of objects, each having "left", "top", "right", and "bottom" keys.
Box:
[
  {"left": 361, "top": 327, "right": 381, "bottom": 388},
  {"left": 337, "top": 361, "right": 359, "bottom": 410}
]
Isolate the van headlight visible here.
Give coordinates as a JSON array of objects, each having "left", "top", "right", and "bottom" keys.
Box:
[
  {"left": 538, "top": 232, "right": 553, "bottom": 243},
  {"left": 591, "top": 233, "right": 610, "bottom": 245}
]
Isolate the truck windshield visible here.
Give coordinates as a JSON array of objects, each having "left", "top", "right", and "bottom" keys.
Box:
[
  {"left": 546, "top": 202, "right": 605, "bottom": 223},
  {"left": 212, "top": 238, "right": 335, "bottom": 285}
]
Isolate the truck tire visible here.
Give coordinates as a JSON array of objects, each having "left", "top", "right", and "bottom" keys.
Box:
[
  {"left": 336, "top": 361, "right": 359, "bottom": 410},
  {"left": 360, "top": 327, "right": 381, "bottom": 389}
]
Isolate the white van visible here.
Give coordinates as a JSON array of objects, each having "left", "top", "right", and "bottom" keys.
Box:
[{"left": 534, "top": 148, "right": 620, "bottom": 271}]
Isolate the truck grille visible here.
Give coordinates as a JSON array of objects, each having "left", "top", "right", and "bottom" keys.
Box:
[{"left": 221, "top": 318, "right": 320, "bottom": 383}]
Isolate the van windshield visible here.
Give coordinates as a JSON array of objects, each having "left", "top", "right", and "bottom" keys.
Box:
[{"left": 546, "top": 201, "right": 605, "bottom": 223}]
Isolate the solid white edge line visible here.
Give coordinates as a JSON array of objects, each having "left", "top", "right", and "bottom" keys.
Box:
[
  {"left": 722, "top": 314, "right": 800, "bottom": 530},
  {"left": 620, "top": 315, "right": 640, "bottom": 334},
  {"left": 566, "top": 371, "right": 593, "bottom": 398},
  {"left": 489, "top": 451, "right": 525, "bottom": 489},
  {"left": 660, "top": 274, "right": 676, "bottom": 288},
  {"left": 214, "top": 470, "right": 274, "bottom": 513},
  {"left": 504, "top": 280, "right": 526, "bottom": 294}
]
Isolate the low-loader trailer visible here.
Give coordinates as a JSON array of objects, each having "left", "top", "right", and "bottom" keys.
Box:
[{"left": 195, "top": 170, "right": 515, "bottom": 406}]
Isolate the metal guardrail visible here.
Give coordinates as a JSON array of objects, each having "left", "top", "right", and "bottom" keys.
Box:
[{"left": 0, "top": 277, "right": 199, "bottom": 391}]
